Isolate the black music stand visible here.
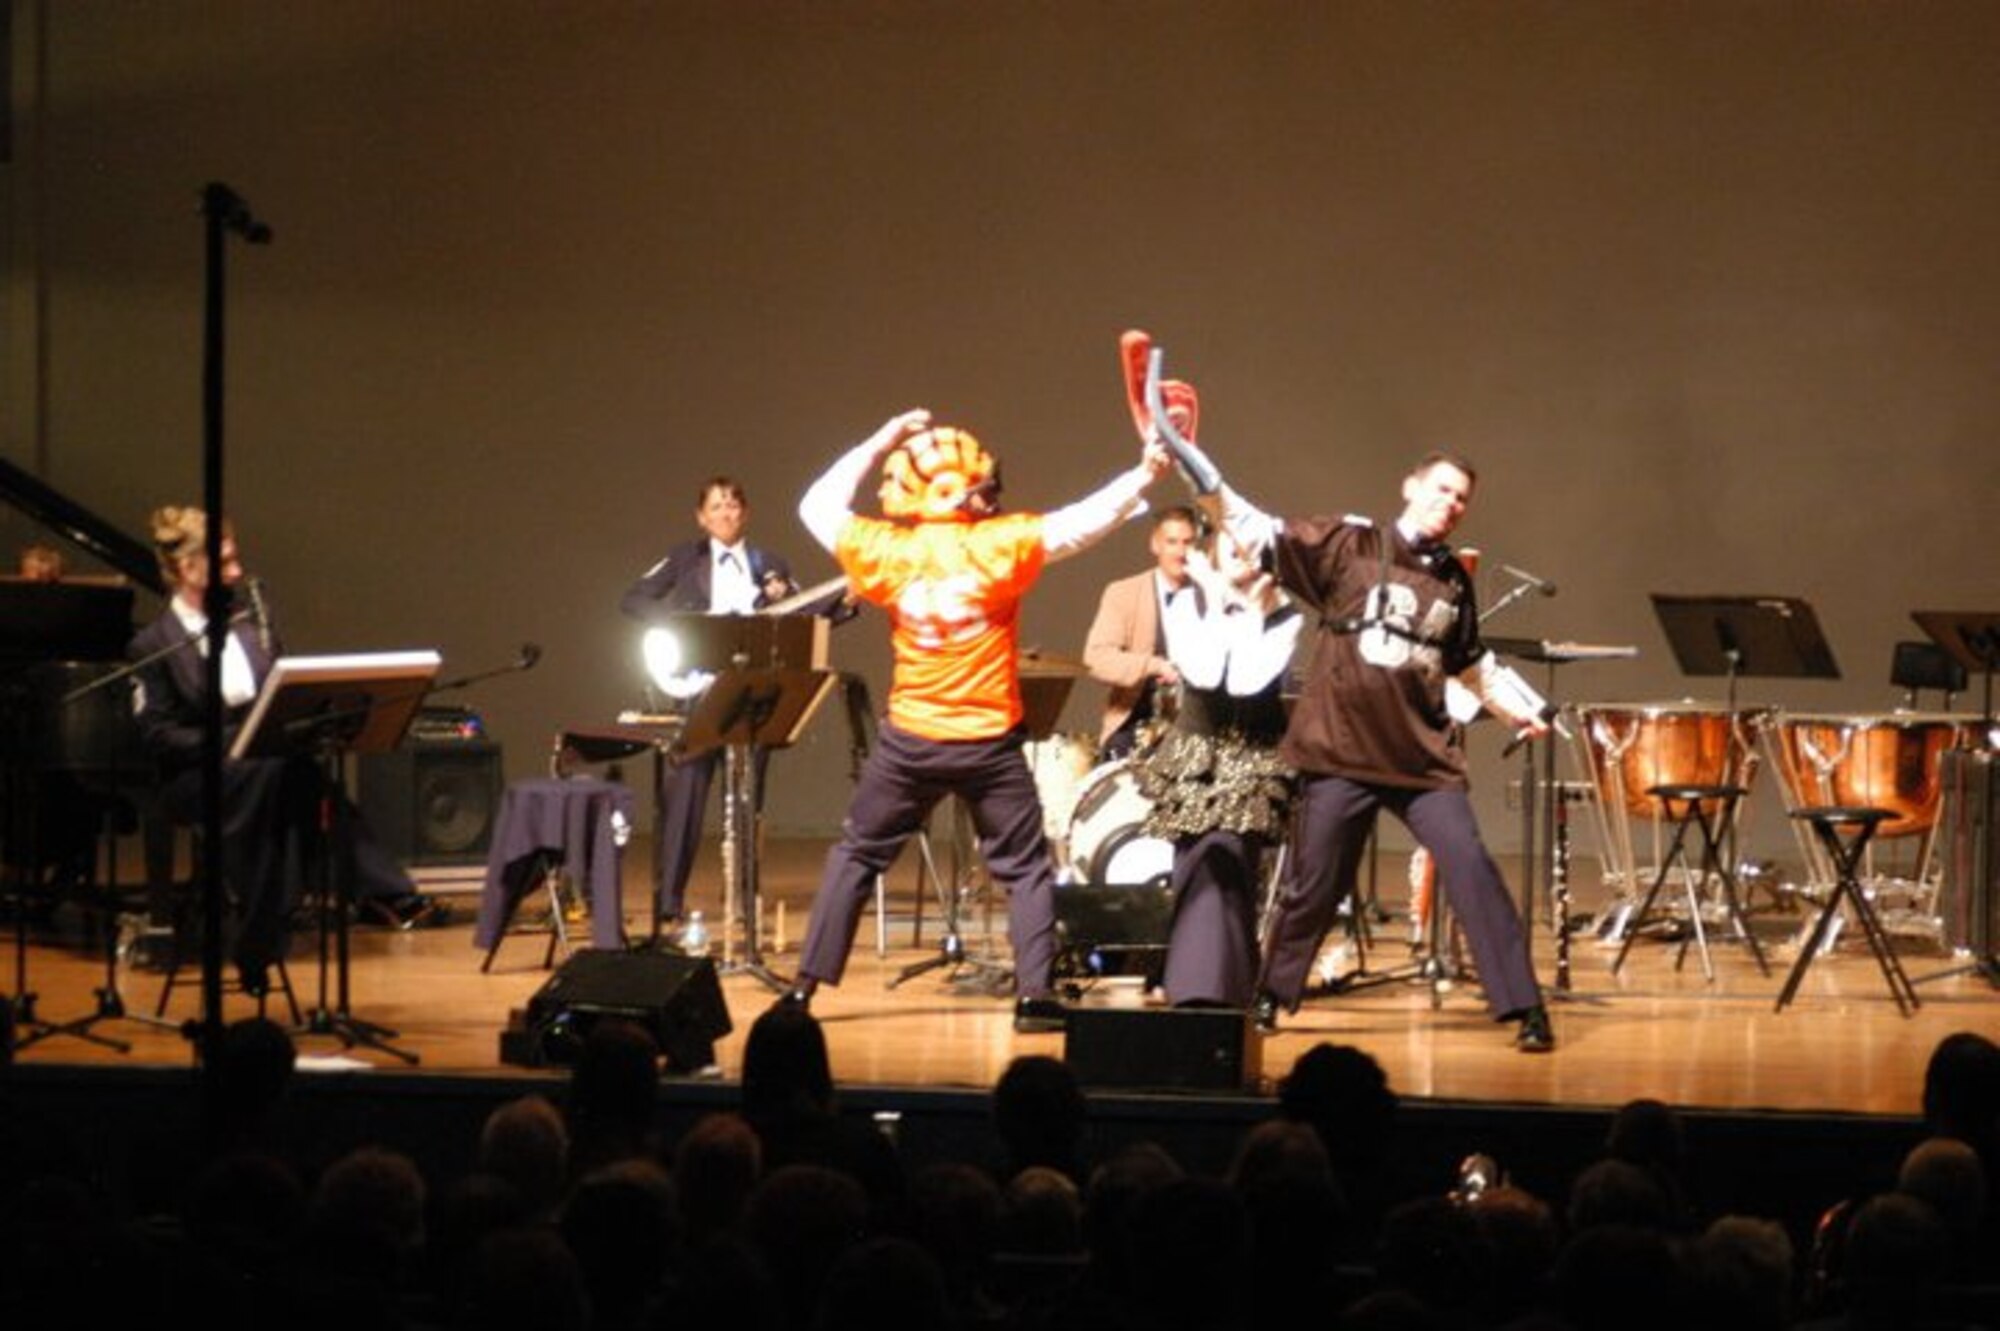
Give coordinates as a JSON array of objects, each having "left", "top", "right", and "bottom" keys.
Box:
[
  {"left": 1652, "top": 594, "right": 1839, "bottom": 925},
  {"left": 892, "top": 667, "right": 1076, "bottom": 994},
  {"left": 234, "top": 651, "right": 440, "bottom": 1063},
  {"left": 1910, "top": 612, "right": 2000, "bottom": 988},
  {"left": 1650, "top": 594, "right": 1841, "bottom": 709},
  {"left": 677, "top": 664, "right": 834, "bottom": 992},
  {"left": 1912, "top": 612, "right": 2000, "bottom": 727}
]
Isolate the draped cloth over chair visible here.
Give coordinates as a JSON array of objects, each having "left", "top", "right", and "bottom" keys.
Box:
[{"left": 474, "top": 777, "right": 634, "bottom": 961}]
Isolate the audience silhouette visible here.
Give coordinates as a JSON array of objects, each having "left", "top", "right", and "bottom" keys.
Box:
[{"left": 8, "top": 1013, "right": 2000, "bottom": 1330}]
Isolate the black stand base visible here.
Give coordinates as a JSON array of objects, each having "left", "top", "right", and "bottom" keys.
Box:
[
  {"left": 894, "top": 933, "right": 1014, "bottom": 997},
  {"left": 302, "top": 1005, "right": 419, "bottom": 1065}
]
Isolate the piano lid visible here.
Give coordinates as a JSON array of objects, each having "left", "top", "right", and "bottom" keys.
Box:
[{"left": 0, "top": 453, "right": 165, "bottom": 597}]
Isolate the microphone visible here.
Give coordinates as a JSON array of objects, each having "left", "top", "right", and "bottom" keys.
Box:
[
  {"left": 518, "top": 642, "right": 543, "bottom": 671},
  {"left": 1501, "top": 563, "right": 1558, "bottom": 597},
  {"left": 244, "top": 576, "right": 273, "bottom": 653}
]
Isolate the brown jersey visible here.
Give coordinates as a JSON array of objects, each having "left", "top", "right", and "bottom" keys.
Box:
[{"left": 1273, "top": 515, "right": 1482, "bottom": 790}]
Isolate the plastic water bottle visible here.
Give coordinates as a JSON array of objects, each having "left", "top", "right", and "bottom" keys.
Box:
[{"left": 680, "top": 910, "right": 709, "bottom": 956}]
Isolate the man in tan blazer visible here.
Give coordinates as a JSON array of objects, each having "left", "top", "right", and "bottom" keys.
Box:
[{"left": 1083, "top": 505, "right": 1203, "bottom": 762}]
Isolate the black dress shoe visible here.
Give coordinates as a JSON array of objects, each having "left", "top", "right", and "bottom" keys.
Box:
[
  {"left": 1251, "top": 992, "right": 1281, "bottom": 1034},
  {"left": 1515, "top": 1004, "right": 1555, "bottom": 1053},
  {"left": 236, "top": 961, "right": 271, "bottom": 999},
  {"left": 1013, "top": 996, "right": 1068, "bottom": 1034}
]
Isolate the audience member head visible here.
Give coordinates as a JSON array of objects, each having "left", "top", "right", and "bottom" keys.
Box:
[
  {"left": 477, "top": 1093, "right": 569, "bottom": 1219},
  {"left": 565, "top": 1018, "right": 661, "bottom": 1174},
  {"left": 992, "top": 1054, "right": 1088, "bottom": 1181},
  {"left": 304, "top": 1144, "right": 428, "bottom": 1296},
  {"left": 1123, "top": 1175, "right": 1253, "bottom": 1331},
  {"left": 813, "top": 1235, "right": 954, "bottom": 1331},
  {"left": 1465, "top": 1184, "right": 1559, "bottom": 1324},
  {"left": 1898, "top": 1135, "right": 1986, "bottom": 1236},
  {"left": 1566, "top": 1156, "right": 1679, "bottom": 1235},
  {"left": 673, "top": 1110, "right": 764, "bottom": 1245},
  {"left": 559, "top": 1157, "right": 681, "bottom": 1328},
  {"left": 1684, "top": 1214, "right": 1795, "bottom": 1331},
  {"left": 741, "top": 1001, "right": 836, "bottom": 1125},
  {"left": 1841, "top": 1190, "right": 1949, "bottom": 1320},
  {"left": 1923, "top": 1030, "right": 2000, "bottom": 1150},
  {"left": 1001, "top": 1164, "right": 1084, "bottom": 1257},
  {"left": 1554, "top": 1222, "right": 1688, "bottom": 1331},
  {"left": 423, "top": 1171, "right": 531, "bottom": 1321},
  {"left": 907, "top": 1161, "right": 1005, "bottom": 1321},
  {"left": 1373, "top": 1195, "right": 1489, "bottom": 1322},
  {"left": 1080, "top": 1140, "right": 1183, "bottom": 1281},
  {"left": 457, "top": 1224, "right": 591, "bottom": 1331},
  {"left": 207, "top": 1016, "right": 297, "bottom": 1146},
  {"left": 1229, "top": 1119, "right": 1352, "bottom": 1309},
  {"left": 1277, "top": 1043, "right": 1398, "bottom": 1188},
  {"left": 744, "top": 1163, "right": 869, "bottom": 1330}
]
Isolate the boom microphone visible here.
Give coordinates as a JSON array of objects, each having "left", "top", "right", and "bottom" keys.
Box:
[{"left": 1501, "top": 563, "right": 1558, "bottom": 597}]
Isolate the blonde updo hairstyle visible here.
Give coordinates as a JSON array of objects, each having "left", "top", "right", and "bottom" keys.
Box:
[{"left": 150, "top": 505, "right": 232, "bottom": 589}]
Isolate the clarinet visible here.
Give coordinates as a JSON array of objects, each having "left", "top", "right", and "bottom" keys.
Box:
[{"left": 1553, "top": 783, "right": 1574, "bottom": 992}]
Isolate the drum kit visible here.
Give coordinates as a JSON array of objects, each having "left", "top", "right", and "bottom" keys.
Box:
[{"left": 1025, "top": 739, "right": 1175, "bottom": 889}]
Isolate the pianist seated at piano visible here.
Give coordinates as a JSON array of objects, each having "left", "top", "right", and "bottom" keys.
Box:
[
  {"left": 128, "top": 506, "right": 441, "bottom": 995},
  {"left": 618, "top": 475, "right": 855, "bottom": 940}
]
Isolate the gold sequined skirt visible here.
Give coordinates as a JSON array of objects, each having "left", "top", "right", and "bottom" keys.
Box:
[{"left": 1134, "top": 727, "right": 1295, "bottom": 843}]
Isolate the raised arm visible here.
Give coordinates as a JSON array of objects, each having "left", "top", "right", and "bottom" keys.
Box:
[
  {"left": 798, "top": 408, "right": 932, "bottom": 551},
  {"left": 1041, "top": 440, "right": 1172, "bottom": 561}
]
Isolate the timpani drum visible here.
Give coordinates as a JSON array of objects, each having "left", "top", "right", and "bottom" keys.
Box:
[
  {"left": 1066, "top": 760, "right": 1175, "bottom": 887},
  {"left": 1764, "top": 711, "right": 1971, "bottom": 933},
  {"left": 1764, "top": 711, "right": 1968, "bottom": 840},
  {"left": 1565, "top": 700, "right": 1769, "bottom": 902}
]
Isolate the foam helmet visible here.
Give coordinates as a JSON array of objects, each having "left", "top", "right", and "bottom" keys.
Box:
[{"left": 878, "top": 425, "right": 998, "bottom": 521}]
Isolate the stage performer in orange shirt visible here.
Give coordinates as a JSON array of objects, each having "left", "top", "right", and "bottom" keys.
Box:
[{"left": 783, "top": 409, "right": 1169, "bottom": 1032}]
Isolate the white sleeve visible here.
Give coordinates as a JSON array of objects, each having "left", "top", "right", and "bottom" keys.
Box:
[
  {"left": 1040, "top": 465, "right": 1154, "bottom": 561},
  {"left": 797, "top": 440, "right": 881, "bottom": 552},
  {"left": 1224, "top": 608, "right": 1302, "bottom": 696},
  {"left": 1459, "top": 651, "right": 1550, "bottom": 727}
]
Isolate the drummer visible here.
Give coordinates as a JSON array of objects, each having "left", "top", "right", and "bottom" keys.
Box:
[{"left": 1083, "top": 504, "right": 1202, "bottom": 763}]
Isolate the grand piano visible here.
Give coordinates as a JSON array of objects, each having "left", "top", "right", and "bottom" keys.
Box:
[{"left": 0, "top": 455, "right": 164, "bottom": 903}]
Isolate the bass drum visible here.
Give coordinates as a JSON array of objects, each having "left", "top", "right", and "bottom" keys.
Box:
[{"left": 1065, "top": 760, "right": 1175, "bottom": 887}]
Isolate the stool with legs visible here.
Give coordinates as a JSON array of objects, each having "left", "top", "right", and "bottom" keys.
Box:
[
  {"left": 1612, "top": 784, "right": 1769, "bottom": 982},
  {"left": 1776, "top": 806, "right": 1919, "bottom": 1016}
]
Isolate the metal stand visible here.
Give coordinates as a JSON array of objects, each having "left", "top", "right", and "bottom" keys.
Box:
[
  {"left": 889, "top": 798, "right": 1012, "bottom": 995},
  {"left": 718, "top": 739, "right": 790, "bottom": 993},
  {"left": 302, "top": 745, "right": 417, "bottom": 1064}
]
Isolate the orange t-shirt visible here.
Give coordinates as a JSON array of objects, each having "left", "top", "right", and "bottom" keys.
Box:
[{"left": 836, "top": 513, "right": 1047, "bottom": 741}]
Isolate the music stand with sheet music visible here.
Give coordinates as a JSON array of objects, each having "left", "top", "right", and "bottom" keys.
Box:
[
  {"left": 234, "top": 650, "right": 441, "bottom": 1062},
  {"left": 675, "top": 662, "right": 834, "bottom": 991}
]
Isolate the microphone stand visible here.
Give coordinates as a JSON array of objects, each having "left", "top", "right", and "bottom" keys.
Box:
[{"left": 196, "top": 182, "right": 269, "bottom": 1111}]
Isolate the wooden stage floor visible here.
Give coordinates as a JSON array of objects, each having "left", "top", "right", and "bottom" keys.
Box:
[{"left": 5, "top": 837, "right": 1992, "bottom": 1121}]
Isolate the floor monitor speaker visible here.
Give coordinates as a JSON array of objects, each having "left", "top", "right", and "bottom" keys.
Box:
[
  {"left": 1065, "top": 1005, "right": 1262, "bottom": 1093},
  {"left": 501, "top": 948, "right": 732, "bottom": 1072}
]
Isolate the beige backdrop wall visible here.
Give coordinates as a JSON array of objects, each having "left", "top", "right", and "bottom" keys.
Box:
[{"left": 5, "top": 1, "right": 1996, "bottom": 871}]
